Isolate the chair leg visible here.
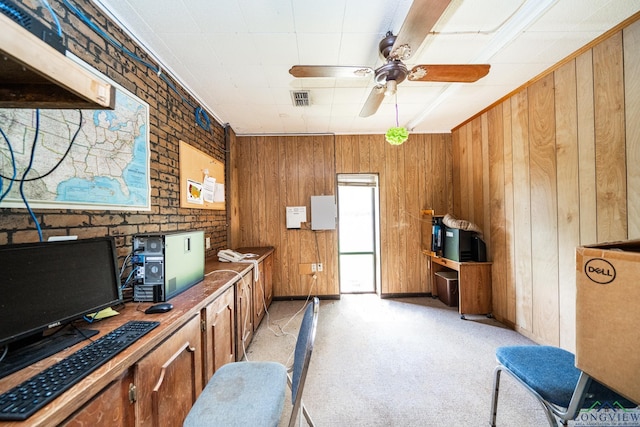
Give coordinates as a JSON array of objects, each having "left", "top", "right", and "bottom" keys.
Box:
[
  {"left": 490, "top": 366, "right": 560, "bottom": 427},
  {"left": 489, "top": 366, "right": 502, "bottom": 427},
  {"left": 301, "top": 401, "right": 315, "bottom": 427}
]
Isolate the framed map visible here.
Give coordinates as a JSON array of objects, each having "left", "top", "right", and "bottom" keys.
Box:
[{"left": 0, "top": 55, "right": 150, "bottom": 211}]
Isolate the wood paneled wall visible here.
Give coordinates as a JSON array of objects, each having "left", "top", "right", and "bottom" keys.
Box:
[
  {"left": 451, "top": 18, "right": 640, "bottom": 350},
  {"left": 230, "top": 133, "right": 452, "bottom": 298}
]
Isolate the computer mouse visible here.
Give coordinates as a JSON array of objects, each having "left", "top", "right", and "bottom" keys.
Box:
[{"left": 145, "top": 303, "right": 173, "bottom": 314}]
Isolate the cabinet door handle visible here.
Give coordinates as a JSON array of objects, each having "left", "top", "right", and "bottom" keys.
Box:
[
  {"left": 152, "top": 342, "right": 196, "bottom": 393},
  {"left": 151, "top": 342, "right": 197, "bottom": 425},
  {"left": 129, "top": 383, "right": 137, "bottom": 403}
]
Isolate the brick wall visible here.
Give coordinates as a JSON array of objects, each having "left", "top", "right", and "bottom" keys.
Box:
[{"left": 0, "top": 0, "right": 228, "bottom": 262}]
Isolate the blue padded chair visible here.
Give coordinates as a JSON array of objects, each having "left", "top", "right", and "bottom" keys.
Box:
[
  {"left": 184, "top": 297, "right": 319, "bottom": 427},
  {"left": 490, "top": 345, "right": 636, "bottom": 426}
]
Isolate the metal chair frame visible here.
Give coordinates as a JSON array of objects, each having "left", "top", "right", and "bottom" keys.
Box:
[
  {"left": 490, "top": 364, "right": 592, "bottom": 427},
  {"left": 286, "top": 297, "right": 319, "bottom": 427}
]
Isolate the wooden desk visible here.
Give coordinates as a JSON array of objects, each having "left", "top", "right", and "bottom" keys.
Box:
[
  {"left": 0, "top": 248, "right": 273, "bottom": 427},
  {"left": 426, "top": 253, "right": 492, "bottom": 319}
]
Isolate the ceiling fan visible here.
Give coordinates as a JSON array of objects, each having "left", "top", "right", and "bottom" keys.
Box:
[{"left": 288, "top": 0, "right": 490, "bottom": 117}]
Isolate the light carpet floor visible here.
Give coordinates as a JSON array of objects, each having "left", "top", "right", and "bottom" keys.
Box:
[{"left": 244, "top": 294, "right": 552, "bottom": 427}]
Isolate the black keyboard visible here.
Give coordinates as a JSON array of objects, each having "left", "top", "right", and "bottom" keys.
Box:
[{"left": 0, "top": 320, "right": 159, "bottom": 421}]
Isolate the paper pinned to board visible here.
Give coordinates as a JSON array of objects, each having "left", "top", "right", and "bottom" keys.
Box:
[
  {"left": 202, "top": 176, "right": 216, "bottom": 203},
  {"left": 187, "top": 179, "right": 203, "bottom": 204},
  {"left": 213, "top": 182, "right": 225, "bottom": 202}
]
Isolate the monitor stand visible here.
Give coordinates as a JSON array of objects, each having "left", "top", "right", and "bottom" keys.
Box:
[{"left": 0, "top": 326, "right": 99, "bottom": 379}]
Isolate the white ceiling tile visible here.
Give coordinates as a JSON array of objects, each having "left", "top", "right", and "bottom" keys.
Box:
[
  {"left": 436, "top": 0, "right": 523, "bottom": 33},
  {"left": 187, "top": 0, "right": 248, "bottom": 33},
  {"left": 297, "top": 33, "right": 343, "bottom": 64},
  {"left": 417, "top": 33, "right": 495, "bottom": 63},
  {"left": 124, "top": 0, "right": 201, "bottom": 33},
  {"left": 95, "top": 0, "right": 640, "bottom": 135},
  {"left": 338, "top": 33, "right": 385, "bottom": 66},
  {"left": 342, "top": 0, "right": 409, "bottom": 34},
  {"left": 292, "top": 0, "right": 346, "bottom": 33},
  {"left": 239, "top": 0, "right": 295, "bottom": 33},
  {"left": 530, "top": 0, "right": 640, "bottom": 32}
]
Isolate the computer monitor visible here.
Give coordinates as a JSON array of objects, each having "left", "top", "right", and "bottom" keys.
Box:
[{"left": 0, "top": 237, "right": 123, "bottom": 348}]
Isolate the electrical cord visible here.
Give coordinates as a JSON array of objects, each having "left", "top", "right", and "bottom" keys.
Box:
[
  {"left": 0, "top": 109, "right": 82, "bottom": 242},
  {"left": 264, "top": 275, "right": 317, "bottom": 369},
  {"left": 70, "top": 321, "right": 96, "bottom": 342},
  {"left": 19, "top": 110, "right": 43, "bottom": 242},
  {"left": 206, "top": 269, "right": 252, "bottom": 361},
  {"left": 205, "top": 262, "right": 317, "bottom": 368},
  {"left": 62, "top": 0, "right": 212, "bottom": 131},
  {"left": 0, "top": 126, "right": 17, "bottom": 203},
  {"left": 0, "top": 345, "right": 8, "bottom": 364},
  {"left": 39, "top": 0, "right": 62, "bottom": 37},
  {"left": 0, "top": 110, "right": 83, "bottom": 182}
]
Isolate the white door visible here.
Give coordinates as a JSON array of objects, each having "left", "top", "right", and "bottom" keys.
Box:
[{"left": 337, "top": 174, "right": 380, "bottom": 294}]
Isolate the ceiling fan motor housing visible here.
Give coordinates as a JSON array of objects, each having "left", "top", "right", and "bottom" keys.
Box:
[
  {"left": 379, "top": 31, "right": 396, "bottom": 59},
  {"left": 374, "top": 60, "right": 408, "bottom": 85}
]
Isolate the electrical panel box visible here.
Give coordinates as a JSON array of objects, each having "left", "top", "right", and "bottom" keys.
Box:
[
  {"left": 286, "top": 206, "right": 307, "bottom": 229},
  {"left": 311, "top": 195, "right": 336, "bottom": 230}
]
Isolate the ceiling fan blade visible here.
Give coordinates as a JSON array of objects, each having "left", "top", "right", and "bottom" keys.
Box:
[
  {"left": 390, "top": 0, "right": 452, "bottom": 60},
  {"left": 359, "top": 85, "right": 386, "bottom": 117},
  {"left": 289, "top": 65, "right": 373, "bottom": 78},
  {"left": 408, "top": 64, "right": 491, "bottom": 82}
]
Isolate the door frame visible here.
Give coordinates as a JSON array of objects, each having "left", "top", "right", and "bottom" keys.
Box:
[{"left": 336, "top": 173, "right": 381, "bottom": 295}]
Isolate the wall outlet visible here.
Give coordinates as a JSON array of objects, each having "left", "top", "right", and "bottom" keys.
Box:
[
  {"left": 205, "top": 237, "right": 211, "bottom": 249},
  {"left": 317, "top": 263, "right": 323, "bottom": 272},
  {"left": 311, "top": 263, "right": 317, "bottom": 272},
  {"left": 299, "top": 263, "right": 315, "bottom": 275}
]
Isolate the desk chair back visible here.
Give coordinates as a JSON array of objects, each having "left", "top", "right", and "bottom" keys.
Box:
[{"left": 288, "top": 297, "right": 319, "bottom": 427}]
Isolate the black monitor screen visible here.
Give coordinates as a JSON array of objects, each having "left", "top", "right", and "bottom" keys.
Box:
[{"left": 0, "top": 237, "right": 123, "bottom": 347}]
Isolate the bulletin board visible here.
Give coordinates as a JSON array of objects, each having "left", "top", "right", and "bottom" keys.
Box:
[{"left": 179, "top": 140, "right": 225, "bottom": 210}]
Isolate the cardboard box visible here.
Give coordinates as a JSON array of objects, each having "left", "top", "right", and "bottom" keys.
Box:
[{"left": 575, "top": 240, "right": 640, "bottom": 404}]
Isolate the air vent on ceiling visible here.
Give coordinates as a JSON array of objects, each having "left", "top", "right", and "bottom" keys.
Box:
[{"left": 291, "top": 90, "right": 310, "bottom": 107}]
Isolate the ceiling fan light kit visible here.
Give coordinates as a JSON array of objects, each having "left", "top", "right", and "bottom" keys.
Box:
[{"left": 288, "top": 0, "right": 490, "bottom": 123}]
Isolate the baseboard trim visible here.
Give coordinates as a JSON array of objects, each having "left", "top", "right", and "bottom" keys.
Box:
[{"left": 273, "top": 294, "right": 340, "bottom": 301}]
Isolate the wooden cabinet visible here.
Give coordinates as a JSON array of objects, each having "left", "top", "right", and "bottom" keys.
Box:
[
  {"left": 61, "top": 370, "right": 135, "bottom": 427},
  {"left": 254, "top": 266, "right": 266, "bottom": 328},
  {"left": 134, "top": 314, "right": 202, "bottom": 427},
  {"left": 252, "top": 256, "right": 273, "bottom": 329},
  {"left": 429, "top": 255, "right": 492, "bottom": 319},
  {"left": 235, "top": 271, "right": 254, "bottom": 359},
  {"left": 263, "top": 255, "right": 273, "bottom": 309},
  {"left": 202, "top": 285, "right": 235, "bottom": 382}
]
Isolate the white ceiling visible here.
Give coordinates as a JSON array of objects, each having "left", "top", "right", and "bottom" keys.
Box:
[{"left": 93, "top": 0, "right": 640, "bottom": 135}]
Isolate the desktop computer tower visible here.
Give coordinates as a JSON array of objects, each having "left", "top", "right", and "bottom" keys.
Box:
[{"left": 132, "top": 231, "right": 204, "bottom": 302}]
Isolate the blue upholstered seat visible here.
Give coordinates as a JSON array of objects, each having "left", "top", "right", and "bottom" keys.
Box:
[
  {"left": 184, "top": 297, "right": 319, "bottom": 427},
  {"left": 490, "top": 345, "right": 636, "bottom": 427},
  {"left": 184, "top": 361, "right": 287, "bottom": 427},
  {"left": 496, "top": 346, "right": 578, "bottom": 408}
]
